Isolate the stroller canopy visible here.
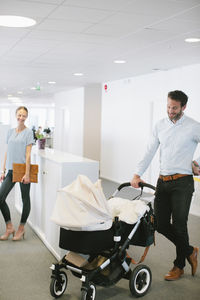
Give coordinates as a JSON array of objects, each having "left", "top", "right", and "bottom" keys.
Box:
[{"left": 51, "top": 175, "right": 113, "bottom": 231}]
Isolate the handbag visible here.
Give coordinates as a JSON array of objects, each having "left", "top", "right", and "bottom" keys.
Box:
[
  {"left": 120, "top": 207, "right": 156, "bottom": 247},
  {"left": 12, "top": 163, "right": 39, "bottom": 183}
]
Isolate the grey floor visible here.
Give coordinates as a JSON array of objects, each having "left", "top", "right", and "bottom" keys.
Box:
[{"left": 0, "top": 179, "right": 200, "bottom": 300}]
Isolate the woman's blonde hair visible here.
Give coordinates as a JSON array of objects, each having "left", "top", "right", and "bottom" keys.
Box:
[{"left": 16, "top": 106, "right": 28, "bottom": 115}]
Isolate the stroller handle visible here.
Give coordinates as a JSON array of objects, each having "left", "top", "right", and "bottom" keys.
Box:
[
  {"left": 117, "top": 182, "right": 156, "bottom": 191},
  {"left": 138, "top": 182, "right": 156, "bottom": 191}
]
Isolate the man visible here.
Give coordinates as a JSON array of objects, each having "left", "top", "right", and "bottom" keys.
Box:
[{"left": 131, "top": 90, "right": 200, "bottom": 281}]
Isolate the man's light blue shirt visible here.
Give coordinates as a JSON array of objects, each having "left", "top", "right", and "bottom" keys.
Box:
[
  {"left": 6, "top": 128, "right": 34, "bottom": 170},
  {"left": 136, "top": 114, "right": 200, "bottom": 176}
]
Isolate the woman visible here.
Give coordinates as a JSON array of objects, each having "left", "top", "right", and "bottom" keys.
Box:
[{"left": 0, "top": 106, "right": 34, "bottom": 241}]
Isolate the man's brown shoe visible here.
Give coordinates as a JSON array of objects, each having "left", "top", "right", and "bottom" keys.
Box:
[
  {"left": 164, "top": 266, "right": 184, "bottom": 281},
  {"left": 187, "top": 247, "right": 199, "bottom": 276}
]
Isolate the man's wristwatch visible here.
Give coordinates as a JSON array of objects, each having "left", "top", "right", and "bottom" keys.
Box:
[{"left": 193, "top": 161, "right": 199, "bottom": 167}]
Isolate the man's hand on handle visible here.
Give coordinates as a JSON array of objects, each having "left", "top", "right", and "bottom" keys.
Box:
[
  {"left": 131, "top": 174, "right": 145, "bottom": 188},
  {"left": 192, "top": 161, "right": 200, "bottom": 176}
]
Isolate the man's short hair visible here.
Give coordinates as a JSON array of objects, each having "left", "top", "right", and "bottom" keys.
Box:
[{"left": 168, "top": 90, "right": 188, "bottom": 107}]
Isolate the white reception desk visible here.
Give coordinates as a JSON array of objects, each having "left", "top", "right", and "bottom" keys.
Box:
[{"left": 15, "top": 147, "right": 99, "bottom": 260}]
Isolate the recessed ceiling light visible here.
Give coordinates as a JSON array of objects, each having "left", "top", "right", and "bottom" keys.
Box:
[
  {"left": 7, "top": 94, "right": 13, "bottom": 97},
  {"left": 48, "top": 81, "right": 56, "bottom": 84},
  {"left": 17, "top": 91, "right": 23, "bottom": 94},
  {"left": 8, "top": 96, "right": 20, "bottom": 101},
  {"left": 30, "top": 87, "right": 36, "bottom": 90},
  {"left": 73, "top": 73, "right": 83, "bottom": 76},
  {"left": 185, "top": 38, "right": 200, "bottom": 43},
  {"left": 114, "top": 60, "right": 126, "bottom": 64},
  {"left": 0, "top": 15, "right": 36, "bottom": 27}
]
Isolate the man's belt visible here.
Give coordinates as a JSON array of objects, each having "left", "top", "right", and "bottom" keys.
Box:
[{"left": 159, "top": 174, "right": 189, "bottom": 182}]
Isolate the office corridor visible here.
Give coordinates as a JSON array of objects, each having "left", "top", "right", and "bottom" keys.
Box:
[{"left": 0, "top": 180, "right": 200, "bottom": 300}]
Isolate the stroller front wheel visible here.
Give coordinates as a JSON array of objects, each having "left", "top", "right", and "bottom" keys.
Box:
[
  {"left": 50, "top": 271, "right": 68, "bottom": 298},
  {"left": 81, "top": 282, "right": 96, "bottom": 300},
  {"left": 129, "top": 264, "right": 152, "bottom": 297}
]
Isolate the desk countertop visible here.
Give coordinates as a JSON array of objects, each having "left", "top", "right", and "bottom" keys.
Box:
[{"left": 32, "top": 146, "right": 98, "bottom": 164}]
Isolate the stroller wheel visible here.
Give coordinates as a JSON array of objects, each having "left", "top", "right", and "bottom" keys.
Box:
[
  {"left": 81, "top": 282, "right": 96, "bottom": 300},
  {"left": 50, "top": 271, "right": 68, "bottom": 298},
  {"left": 129, "top": 264, "right": 152, "bottom": 297}
]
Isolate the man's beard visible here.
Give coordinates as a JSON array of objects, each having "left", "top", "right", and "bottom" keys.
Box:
[{"left": 168, "top": 110, "right": 183, "bottom": 121}]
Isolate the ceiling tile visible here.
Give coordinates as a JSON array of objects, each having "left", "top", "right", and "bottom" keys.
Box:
[
  {"left": 0, "top": 0, "right": 200, "bottom": 101},
  {"left": 8, "top": 38, "right": 61, "bottom": 52},
  {"left": 83, "top": 23, "right": 135, "bottom": 37},
  {"left": 120, "top": 0, "right": 200, "bottom": 17},
  {"left": 26, "top": 29, "right": 77, "bottom": 42},
  {"left": 176, "top": 5, "right": 200, "bottom": 22},
  {"left": 0, "top": 0, "right": 57, "bottom": 18},
  {"left": 24, "top": 0, "right": 63, "bottom": 4},
  {"left": 49, "top": 6, "right": 113, "bottom": 23},
  {"left": 149, "top": 18, "right": 200, "bottom": 35},
  {"left": 62, "top": 0, "right": 132, "bottom": 11},
  {"left": 35, "top": 18, "right": 93, "bottom": 33},
  {"left": 0, "top": 27, "right": 30, "bottom": 39}
]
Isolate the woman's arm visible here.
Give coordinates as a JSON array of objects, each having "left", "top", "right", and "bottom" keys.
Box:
[
  {"left": 0, "top": 151, "right": 7, "bottom": 182},
  {"left": 21, "top": 144, "right": 32, "bottom": 184}
]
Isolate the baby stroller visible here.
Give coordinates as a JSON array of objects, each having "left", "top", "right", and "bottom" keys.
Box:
[{"left": 50, "top": 177, "right": 156, "bottom": 299}]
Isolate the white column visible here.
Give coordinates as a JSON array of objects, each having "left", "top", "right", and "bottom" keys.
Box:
[{"left": 83, "top": 84, "right": 102, "bottom": 162}]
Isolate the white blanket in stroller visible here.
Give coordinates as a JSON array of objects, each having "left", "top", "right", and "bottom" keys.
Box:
[
  {"left": 51, "top": 175, "right": 149, "bottom": 231},
  {"left": 108, "top": 197, "right": 149, "bottom": 225}
]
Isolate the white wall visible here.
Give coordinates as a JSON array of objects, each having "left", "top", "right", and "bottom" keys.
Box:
[
  {"left": 101, "top": 64, "right": 200, "bottom": 185},
  {"left": 101, "top": 78, "right": 153, "bottom": 183},
  {"left": 54, "top": 88, "right": 84, "bottom": 156}
]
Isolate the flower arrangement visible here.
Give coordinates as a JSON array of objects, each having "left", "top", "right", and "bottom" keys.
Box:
[
  {"left": 36, "top": 132, "right": 45, "bottom": 140},
  {"left": 35, "top": 128, "right": 46, "bottom": 149}
]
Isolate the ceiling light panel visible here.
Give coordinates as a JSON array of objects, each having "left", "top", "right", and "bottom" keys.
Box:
[
  {"left": 0, "top": 15, "right": 36, "bottom": 27},
  {"left": 114, "top": 60, "right": 126, "bottom": 64},
  {"left": 73, "top": 73, "right": 83, "bottom": 76},
  {"left": 185, "top": 38, "right": 200, "bottom": 43}
]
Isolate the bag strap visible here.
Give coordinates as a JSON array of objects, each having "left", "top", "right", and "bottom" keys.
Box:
[
  {"left": 126, "top": 230, "right": 156, "bottom": 265},
  {"left": 126, "top": 246, "right": 150, "bottom": 264}
]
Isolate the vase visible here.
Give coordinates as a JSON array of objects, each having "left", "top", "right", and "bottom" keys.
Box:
[{"left": 38, "top": 138, "right": 46, "bottom": 149}]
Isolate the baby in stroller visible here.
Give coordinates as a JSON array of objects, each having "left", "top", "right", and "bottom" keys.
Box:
[{"left": 50, "top": 175, "right": 156, "bottom": 299}]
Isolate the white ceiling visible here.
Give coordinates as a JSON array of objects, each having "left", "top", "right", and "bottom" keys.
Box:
[{"left": 0, "top": 0, "right": 200, "bottom": 103}]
